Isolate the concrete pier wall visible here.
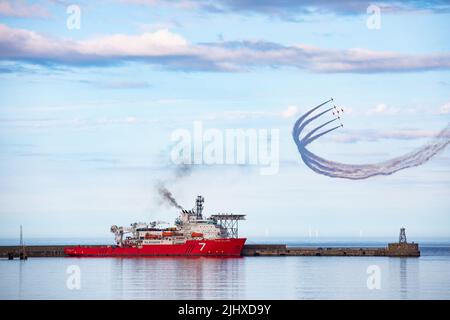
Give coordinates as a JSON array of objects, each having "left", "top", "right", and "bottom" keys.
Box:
[
  {"left": 0, "top": 245, "right": 97, "bottom": 258},
  {"left": 0, "top": 243, "right": 420, "bottom": 258},
  {"left": 242, "top": 243, "right": 420, "bottom": 257}
]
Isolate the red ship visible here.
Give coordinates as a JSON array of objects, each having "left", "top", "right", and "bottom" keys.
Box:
[{"left": 65, "top": 196, "right": 246, "bottom": 257}]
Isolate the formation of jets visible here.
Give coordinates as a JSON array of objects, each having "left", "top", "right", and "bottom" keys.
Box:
[{"left": 330, "top": 98, "right": 344, "bottom": 128}]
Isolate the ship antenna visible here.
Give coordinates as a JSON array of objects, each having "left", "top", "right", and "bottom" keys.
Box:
[{"left": 196, "top": 196, "right": 204, "bottom": 219}]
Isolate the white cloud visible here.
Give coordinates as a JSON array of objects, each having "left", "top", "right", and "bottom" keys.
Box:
[
  {"left": 340, "top": 105, "right": 352, "bottom": 115},
  {"left": 369, "top": 103, "right": 387, "bottom": 114},
  {"left": 281, "top": 105, "right": 299, "bottom": 118},
  {"left": 126, "top": 116, "right": 137, "bottom": 123},
  {"left": 202, "top": 110, "right": 276, "bottom": 121},
  {"left": 366, "top": 103, "right": 398, "bottom": 115},
  {"left": 135, "top": 20, "right": 181, "bottom": 32},
  {"left": 77, "top": 29, "right": 189, "bottom": 56},
  {"left": 1, "top": 23, "right": 450, "bottom": 73},
  {"left": 439, "top": 101, "right": 450, "bottom": 114},
  {"left": 0, "top": 24, "right": 188, "bottom": 61},
  {"left": 99, "top": 80, "right": 151, "bottom": 89},
  {"left": 119, "top": 0, "right": 450, "bottom": 17},
  {"left": 0, "top": 0, "right": 49, "bottom": 18}
]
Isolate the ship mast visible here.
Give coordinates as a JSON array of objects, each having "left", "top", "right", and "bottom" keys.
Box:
[
  {"left": 19, "top": 225, "right": 27, "bottom": 260},
  {"left": 196, "top": 195, "right": 204, "bottom": 219}
]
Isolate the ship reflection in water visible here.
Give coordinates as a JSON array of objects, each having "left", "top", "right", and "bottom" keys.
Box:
[
  {"left": 1, "top": 245, "right": 450, "bottom": 299},
  {"left": 111, "top": 257, "right": 243, "bottom": 300}
]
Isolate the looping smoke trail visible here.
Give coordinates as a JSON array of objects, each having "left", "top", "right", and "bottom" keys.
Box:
[
  {"left": 302, "top": 118, "right": 338, "bottom": 144},
  {"left": 292, "top": 100, "right": 450, "bottom": 180}
]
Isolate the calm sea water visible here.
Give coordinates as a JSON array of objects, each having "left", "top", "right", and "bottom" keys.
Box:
[{"left": 1, "top": 242, "right": 450, "bottom": 300}]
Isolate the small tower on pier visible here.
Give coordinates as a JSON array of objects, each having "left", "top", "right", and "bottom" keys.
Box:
[
  {"left": 399, "top": 227, "right": 407, "bottom": 244},
  {"left": 387, "top": 227, "right": 420, "bottom": 257}
]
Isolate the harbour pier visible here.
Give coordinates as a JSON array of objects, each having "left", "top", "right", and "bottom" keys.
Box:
[
  {"left": 0, "top": 243, "right": 420, "bottom": 258},
  {"left": 0, "top": 228, "right": 420, "bottom": 258}
]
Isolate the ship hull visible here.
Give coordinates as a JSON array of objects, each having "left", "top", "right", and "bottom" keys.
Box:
[{"left": 64, "top": 238, "right": 246, "bottom": 257}]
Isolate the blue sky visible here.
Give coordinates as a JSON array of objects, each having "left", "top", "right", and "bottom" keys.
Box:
[{"left": 0, "top": 0, "right": 450, "bottom": 241}]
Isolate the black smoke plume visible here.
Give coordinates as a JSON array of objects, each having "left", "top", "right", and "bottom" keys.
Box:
[
  {"left": 156, "top": 164, "right": 194, "bottom": 210},
  {"left": 157, "top": 182, "right": 184, "bottom": 210}
]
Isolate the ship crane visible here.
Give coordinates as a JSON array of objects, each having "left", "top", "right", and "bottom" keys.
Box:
[
  {"left": 111, "top": 225, "right": 137, "bottom": 247},
  {"left": 111, "top": 224, "right": 143, "bottom": 246}
]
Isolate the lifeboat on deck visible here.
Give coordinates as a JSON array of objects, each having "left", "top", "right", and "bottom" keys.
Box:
[
  {"left": 162, "top": 231, "right": 173, "bottom": 237},
  {"left": 191, "top": 232, "right": 203, "bottom": 238},
  {"left": 145, "top": 233, "right": 160, "bottom": 239}
]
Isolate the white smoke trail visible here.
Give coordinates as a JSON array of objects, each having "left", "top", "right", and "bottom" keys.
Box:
[{"left": 293, "top": 100, "right": 450, "bottom": 180}]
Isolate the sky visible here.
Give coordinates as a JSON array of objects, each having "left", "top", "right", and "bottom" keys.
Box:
[{"left": 0, "top": 0, "right": 450, "bottom": 241}]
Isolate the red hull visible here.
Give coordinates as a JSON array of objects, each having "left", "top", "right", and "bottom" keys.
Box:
[{"left": 64, "top": 238, "right": 246, "bottom": 257}]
